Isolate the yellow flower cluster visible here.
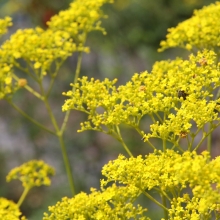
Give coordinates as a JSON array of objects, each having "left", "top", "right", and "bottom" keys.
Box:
[
  {"left": 0, "top": 0, "right": 113, "bottom": 99},
  {"left": 1, "top": 28, "right": 80, "bottom": 75},
  {"left": 0, "top": 62, "right": 15, "bottom": 99},
  {"left": 0, "top": 197, "right": 26, "bottom": 220},
  {"left": 43, "top": 184, "right": 148, "bottom": 220},
  {"left": 6, "top": 160, "right": 55, "bottom": 189},
  {"left": 48, "top": 0, "right": 114, "bottom": 40},
  {"left": 0, "top": 17, "right": 14, "bottom": 99},
  {"left": 159, "top": 2, "right": 220, "bottom": 51},
  {"left": 101, "top": 150, "right": 220, "bottom": 219},
  {"left": 0, "top": 17, "right": 12, "bottom": 37},
  {"left": 62, "top": 50, "right": 220, "bottom": 144}
]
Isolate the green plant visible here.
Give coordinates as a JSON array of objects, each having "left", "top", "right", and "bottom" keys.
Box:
[{"left": 2, "top": 1, "right": 220, "bottom": 219}]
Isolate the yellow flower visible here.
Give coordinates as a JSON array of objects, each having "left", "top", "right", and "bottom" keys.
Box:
[
  {"left": 6, "top": 160, "right": 55, "bottom": 189},
  {"left": 0, "top": 17, "right": 12, "bottom": 37},
  {"left": 0, "top": 197, "right": 26, "bottom": 220},
  {"left": 43, "top": 184, "right": 148, "bottom": 220},
  {"left": 159, "top": 2, "right": 220, "bottom": 51},
  {"left": 62, "top": 50, "right": 220, "bottom": 147}
]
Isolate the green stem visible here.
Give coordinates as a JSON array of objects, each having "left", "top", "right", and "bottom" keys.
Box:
[
  {"left": 163, "top": 139, "right": 166, "bottom": 152},
  {"left": 46, "top": 59, "right": 65, "bottom": 98},
  {"left": 42, "top": 95, "right": 76, "bottom": 195},
  {"left": 207, "top": 123, "right": 212, "bottom": 154},
  {"left": 12, "top": 74, "right": 43, "bottom": 100},
  {"left": 133, "top": 126, "right": 156, "bottom": 150},
  {"left": 6, "top": 99, "right": 56, "bottom": 135},
  {"left": 58, "top": 134, "right": 75, "bottom": 195},
  {"left": 14, "top": 61, "right": 38, "bottom": 82},
  {"left": 194, "top": 122, "right": 220, "bottom": 151},
  {"left": 162, "top": 194, "right": 168, "bottom": 220},
  {"left": 61, "top": 50, "right": 84, "bottom": 134},
  {"left": 155, "top": 112, "right": 163, "bottom": 123},
  {"left": 17, "top": 187, "right": 30, "bottom": 207},
  {"left": 116, "top": 126, "right": 133, "bottom": 157},
  {"left": 74, "top": 51, "right": 84, "bottom": 84},
  {"left": 141, "top": 190, "right": 169, "bottom": 212},
  {"left": 145, "top": 139, "right": 156, "bottom": 150}
]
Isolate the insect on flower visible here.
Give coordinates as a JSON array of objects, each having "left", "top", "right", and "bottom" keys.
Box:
[
  {"left": 198, "top": 57, "right": 207, "bottom": 66},
  {"left": 177, "top": 90, "right": 188, "bottom": 100},
  {"left": 179, "top": 131, "right": 188, "bottom": 138}
]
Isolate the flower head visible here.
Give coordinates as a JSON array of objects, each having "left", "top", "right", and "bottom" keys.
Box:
[
  {"left": 0, "top": 17, "right": 12, "bottom": 37},
  {"left": 159, "top": 2, "right": 220, "bottom": 51},
  {"left": 0, "top": 197, "right": 26, "bottom": 220},
  {"left": 6, "top": 160, "right": 55, "bottom": 189},
  {"left": 43, "top": 184, "right": 148, "bottom": 220}
]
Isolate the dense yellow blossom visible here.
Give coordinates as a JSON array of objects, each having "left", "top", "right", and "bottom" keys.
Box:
[
  {"left": 62, "top": 50, "right": 220, "bottom": 146},
  {"left": 159, "top": 2, "right": 220, "bottom": 51},
  {"left": 0, "top": 28, "right": 82, "bottom": 76},
  {"left": 6, "top": 160, "right": 55, "bottom": 189},
  {"left": 101, "top": 150, "right": 220, "bottom": 219},
  {"left": 0, "top": 17, "right": 12, "bottom": 37},
  {"left": 43, "top": 184, "right": 148, "bottom": 220},
  {"left": 0, "top": 0, "right": 113, "bottom": 99},
  {"left": 48, "top": 0, "right": 114, "bottom": 40},
  {"left": 0, "top": 197, "right": 26, "bottom": 220}
]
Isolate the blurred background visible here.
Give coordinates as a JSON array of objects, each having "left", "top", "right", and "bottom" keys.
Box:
[{"left": 0, "top": 0, "right": 216, "bottom": 219}]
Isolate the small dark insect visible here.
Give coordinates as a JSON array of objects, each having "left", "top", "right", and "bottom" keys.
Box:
[
  {"left": 179, "top": 131, "right": 188, "bottom": 138},
  {"left": 198, "top": 57, "right": 207, "bottom": 66},
  {"left": 177, "top": 90, "right": 188, "bottom": 100}
]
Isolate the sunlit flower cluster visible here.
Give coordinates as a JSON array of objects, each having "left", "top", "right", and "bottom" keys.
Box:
[
  {"left": 159, "top": 2, "right": 220, "bottom": 51},
  {"left": 6, "top": 160, "right": 55, "bottom": 189},
  {"left": 48, "top": 0, "right": 114, "bottom": 41},
  {"left": 0, "top": 0, "right": 113, "bottom": 99},
  {"left": 43, "top": 184, "right": 148, "bottom": 220},
  {"left": 101, "top": 150, "right": 220, "bottom": 219},
  {"left": 0, "top": 28, "right": 82, "bottom": 76},
  {"left": 0, "top": 197, "right": 26, "bottom": 220},
  {"left": 63, "top": 50, "right": 220, "bottom": 145}
]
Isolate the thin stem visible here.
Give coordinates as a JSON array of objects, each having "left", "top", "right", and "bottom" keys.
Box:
[
  {"left": 133, "top": 126, "right": 156, "bottom": 150},
  {"left": 207, "top": 122, "right": 212, "bottom": 154},
  {"left": 58, "top": 134, "right": 75, "bottom": 195},
  {"left": 6, "top": 99, "right": 56, "bottom": 135},
  {"left": 141, "top": 190, "right": 169, "bottom": 211},
  {"left": 162, "top": 194, "right": 168, "bottom": 220},
  {"left": 154, "top": 187, "right": 172, "bottom": 201},
  {"left": 163, "top": 139, "right": 166, "bottom": 152},
  {"left": 150, "top": 114, "right": 156, "bottom": 123},
  {"left": 43, "top": 98, "right": 76, "bottom": 196},
  {"left": 155, "top": 112, "right": 163, "bottom": 123},
  {"left": 145, "top": 139, "right": 156, "bottom": 150},
  {"left": 116, "top": 126, "right": 133, "bottom": 157},
  {"left": 46, "top": 59, "right": 65, "bottom": 98},
  {"left": 194, "top": 122, "right": 220, "bottom": 151},
  {"left": 12, "top": 74, "right": 43, "bottom": 100},
  {"left": 17, "top": 187, "right": 30, "bottom": 207},
  {"left": 74, "top": 51, "right": 84, "bottom": 84},
  {"left": 61, "top": 50, "right": 84, "bottom": 134},
  {"left": 40, "top": 81, "right": 76, "bottom": 196},
  {"left": 14, "top": 61, "right": 38, "bottom": 82}
]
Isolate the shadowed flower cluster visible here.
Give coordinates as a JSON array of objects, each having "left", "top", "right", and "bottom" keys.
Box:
[{"left": 6, "top": 160, "right": 55, "bottom": 189}]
